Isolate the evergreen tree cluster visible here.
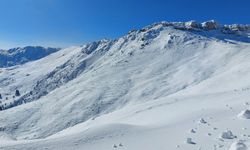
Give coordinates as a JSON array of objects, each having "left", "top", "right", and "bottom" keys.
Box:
[{"left": 0, "top": 89, "right": 21, "bottom": 111}]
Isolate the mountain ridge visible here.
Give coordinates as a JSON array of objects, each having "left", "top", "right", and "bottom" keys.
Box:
[
  {"left": 0, "top": 46, "right": 60, "bottom": 68},
  {"left": 1, "top": 20, "right": 250, "bottom": 111}
]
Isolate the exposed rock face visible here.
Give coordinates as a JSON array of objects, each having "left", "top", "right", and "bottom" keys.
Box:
[
  {"left": 140, "top": 20, "right": 250, "bottom": 35},
  {"left": 185, "top": 20, "right": 200, "bottom": 28},
  {"left": 229, "top": 24, "right": 250, "bottom": 31}
]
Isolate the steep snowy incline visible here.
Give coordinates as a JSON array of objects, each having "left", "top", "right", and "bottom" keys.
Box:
[
  {"left": 0, "top": 46, "right": 83, "bottom": 107},
  {"left": 0, "top": 21, "right": 250, "bottom": 150},
  {"left": 0, "top": 40, "right": 116, "bottom": 110}
]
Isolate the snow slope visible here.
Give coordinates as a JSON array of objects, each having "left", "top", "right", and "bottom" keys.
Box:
[{"left": 1, "top": 21, "right": 250, "bottom": 150}]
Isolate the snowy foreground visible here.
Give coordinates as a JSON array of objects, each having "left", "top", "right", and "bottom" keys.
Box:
[{"left": 1, "top": 21, "right": 250, "bottom": 150}]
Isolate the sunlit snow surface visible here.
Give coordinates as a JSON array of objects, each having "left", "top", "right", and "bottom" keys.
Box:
[{"left": 1, "top": 22, "right": 250, "bottom": 150}]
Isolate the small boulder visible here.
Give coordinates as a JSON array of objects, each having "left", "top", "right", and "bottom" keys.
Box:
[
  {"left": 221, "top": 130, "right": 236, "bottom": 139},
  {"left": 186, "top": 137, "right": 196, "bottom": 144},
  {"left": 199, "top": 118, "right": 207, "bottom": 124},
  {"left": 238, "top": 110, "right": 250, "bottom": 119},
  {"left": 190, "top": 129, "right": 196, "bottom": 133},
  {"left": 113, "top": 144, "right": 118, "bottom": 148}
]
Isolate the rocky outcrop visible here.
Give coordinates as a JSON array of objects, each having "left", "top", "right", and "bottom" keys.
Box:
[
  {"left": 139, "top": 20, "right": 250, "bottom": 35},
  {"left": 201, "top": 20, "right": 220, "bottom": 30},
  {"left": 185, "top": 20, "right": 201, "bottom": 29}
]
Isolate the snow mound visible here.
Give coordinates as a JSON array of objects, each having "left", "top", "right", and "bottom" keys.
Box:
[
  {"left": 238, "top": 110, "right": 250, "bottom": 119},
  {"left": 0, "top": 132, "right": 16, "bottom": 142},
  {"left": 229, "top": 141, "right": 248, "bottom": 150}
]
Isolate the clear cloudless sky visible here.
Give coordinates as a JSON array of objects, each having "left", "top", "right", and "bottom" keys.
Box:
[{"left": 0, "top": 0, "right": 249, "bottom": 49}]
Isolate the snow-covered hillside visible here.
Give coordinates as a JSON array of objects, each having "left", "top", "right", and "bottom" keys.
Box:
[
  {"left": 1, "top": 20, "right": 250, "bottom": 150},
  {"left": 0, "top": 46, "right": 60, "bottom": 68}
]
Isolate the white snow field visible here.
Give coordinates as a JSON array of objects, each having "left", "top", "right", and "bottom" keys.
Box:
[{"left": 1, "top": 21, "right": 250, "bottom": 150}]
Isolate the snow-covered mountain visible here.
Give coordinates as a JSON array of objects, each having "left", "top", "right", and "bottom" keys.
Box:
[
  {"left": 0, "top": 20, "right": 250, "bottom": 150},
  {"left": 0, "top": 46, "right": 60, "bottom": 68}
]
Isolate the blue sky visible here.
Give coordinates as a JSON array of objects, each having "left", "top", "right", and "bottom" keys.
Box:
[{"left": 0, "top": 0, "right": 249, "bottom": 49}]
